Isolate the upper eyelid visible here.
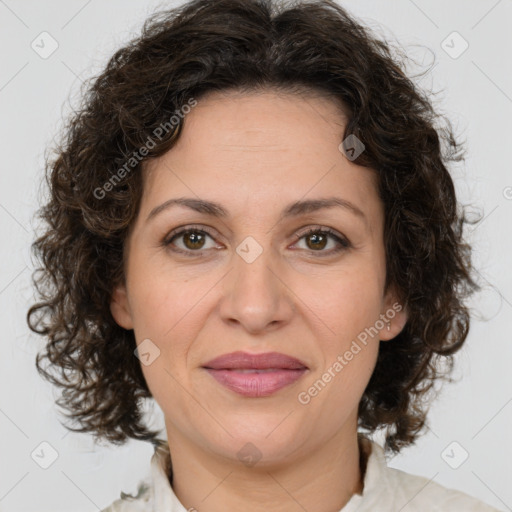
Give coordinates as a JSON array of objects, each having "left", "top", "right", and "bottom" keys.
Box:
[{"left": 164, "top": 224, "right": 218, "bottom": 242}]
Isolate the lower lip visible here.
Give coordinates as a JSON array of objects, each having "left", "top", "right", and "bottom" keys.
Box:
[{"left": 204, "top": 368, "right": 307, "bottom": 397}]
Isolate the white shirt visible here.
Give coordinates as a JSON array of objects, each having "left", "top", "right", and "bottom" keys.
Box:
[{"left": 101, "top": 436, "right": 502, "bottom": 511}]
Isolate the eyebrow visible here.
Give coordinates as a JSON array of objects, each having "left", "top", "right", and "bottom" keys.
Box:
[{"left": 147, "top": 196, "right": 367, "bottom": 225}]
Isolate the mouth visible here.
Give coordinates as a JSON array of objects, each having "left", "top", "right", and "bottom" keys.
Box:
[{"left": 202, "top": 351, "right": 308, "bottom": 397}]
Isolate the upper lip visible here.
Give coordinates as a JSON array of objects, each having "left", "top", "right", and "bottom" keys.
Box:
[{"left": 202, "top": 351, "right": 308, "bottom": 370}]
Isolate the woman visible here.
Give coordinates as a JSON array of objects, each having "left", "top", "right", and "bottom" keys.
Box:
[{"left": 27, "top": 0, "right": 501, "bottom": 510}]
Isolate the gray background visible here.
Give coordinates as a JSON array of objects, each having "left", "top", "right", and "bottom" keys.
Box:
[{"left": 0, "top": 0, "right": 511, "bottom": 510}]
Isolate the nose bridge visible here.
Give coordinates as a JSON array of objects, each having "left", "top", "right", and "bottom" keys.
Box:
[{"left": 219, "top": 235, "right": 293, "bottom": 332}]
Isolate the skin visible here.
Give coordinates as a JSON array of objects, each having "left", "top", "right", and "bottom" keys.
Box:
[{"left": 110, "top": 88, "right": 407, "bottom": 512}]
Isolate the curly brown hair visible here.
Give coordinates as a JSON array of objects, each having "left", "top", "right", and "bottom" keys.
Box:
[{"left": 27, "top": 0, "right": 480, "bottom": 453}]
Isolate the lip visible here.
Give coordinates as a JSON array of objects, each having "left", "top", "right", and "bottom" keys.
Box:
[
  {"left": 202, "top": 351, "right": 308, "bottom": 398},
  {"left": 203, "top": 351, "right": 308, "bottom": 370}
]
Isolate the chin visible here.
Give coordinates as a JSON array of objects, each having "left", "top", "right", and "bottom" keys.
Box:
[{"left": 205, "top": 416, "right": 309, "bottom": 464}]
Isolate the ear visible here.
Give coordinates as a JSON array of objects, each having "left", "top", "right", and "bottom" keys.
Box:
[
  {"left": 110, "top": 282, "right": 134, "bottom": 330},
  {"left": 378, "top": 286, "right": 408, "bottom": 341}
]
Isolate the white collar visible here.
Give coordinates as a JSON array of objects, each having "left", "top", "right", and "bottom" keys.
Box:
[{"left": 111, "top": 435, "right": 499, "bottom": 511}]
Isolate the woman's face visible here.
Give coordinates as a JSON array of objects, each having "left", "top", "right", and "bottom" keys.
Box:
[{"left": 111, "top": 89, "right": 406, "bottom": 466}]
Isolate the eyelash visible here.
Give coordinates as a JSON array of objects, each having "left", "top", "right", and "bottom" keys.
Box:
[{"left": 162, "top": 225, "right": 351, "bottom": 258}]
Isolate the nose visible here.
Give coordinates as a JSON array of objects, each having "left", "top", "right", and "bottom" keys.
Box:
[{"left": 218, "top": 242, "right": 295, "bottom": 335}]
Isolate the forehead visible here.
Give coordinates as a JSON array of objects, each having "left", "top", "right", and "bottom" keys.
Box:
[
  {"left": 177, "top": 87, "right": 349, "bottom": 150},
  {"left": 141, "top": 89, "right": 380, "bottom": 224}
]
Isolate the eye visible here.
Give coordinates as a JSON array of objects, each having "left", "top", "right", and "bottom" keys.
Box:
[
  {"left": 163, "top": 226, "right": 219, "bottom": 256},
  {"left": 292, "top": 227, "right": 351, "bottom": 256},
  {"left": 162, "top": 225, "right": 351, "bottom": 258}
]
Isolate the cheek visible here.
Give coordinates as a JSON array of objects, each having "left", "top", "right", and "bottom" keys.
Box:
[
  {"left": 298, "top": 309, "right": 380, "bottom": 426},
  {"left": 303, "top": 266, "right": 384, "bottom": 342},
  {"left": 126, "top": 262, "right": 217, "bottom": 389},
  {"left": 297, "top": 266, "right": 383, "bottom": 404},
  {"left": 126, "top": 250, "right": 204, "bottom": 336}
]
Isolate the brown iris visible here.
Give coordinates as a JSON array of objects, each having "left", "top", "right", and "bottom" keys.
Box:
[
  {"left": 183, "top": 231, "right": 206, "bottom": 250},
  {"left": 305, "top": 232, "right": 328, "bottom": 251}
]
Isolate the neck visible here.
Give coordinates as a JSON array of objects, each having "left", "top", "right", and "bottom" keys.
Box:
[{"left": 165, "top": 425, "right": 364, "bottom": 512}]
